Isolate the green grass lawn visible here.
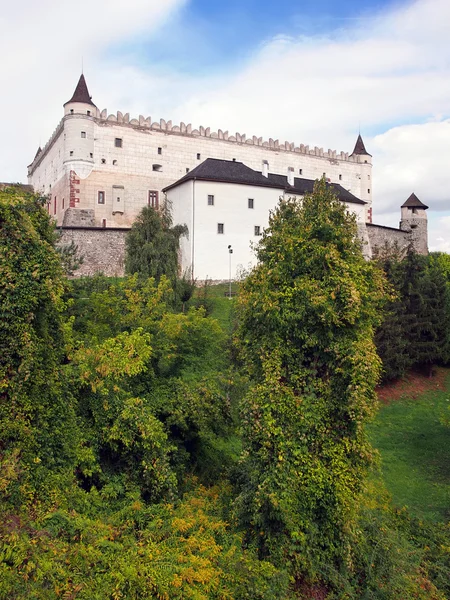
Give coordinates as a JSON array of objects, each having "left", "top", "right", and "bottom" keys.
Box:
[
  {"left": 193, "top": 282, "right": 240, "bottom": 332},
  {"left": 369, "top": 382, "right": 450, "bottom": 523}
]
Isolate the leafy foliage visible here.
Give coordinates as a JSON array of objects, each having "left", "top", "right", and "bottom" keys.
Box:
[
  {"left": 0, "top": 482, "right": 290, "bottom": 600},
  {"left": 235, "top": 180, "right": 388, "bottom": 585},
  {"left": 0, "top": 188, "right": 78, "bottom": 503},
  {"left": 376, "top": 247, "right": 450, "bottom": 380},
  {"left": 125, "top": 204, "right": 187, "bottom": 282}
]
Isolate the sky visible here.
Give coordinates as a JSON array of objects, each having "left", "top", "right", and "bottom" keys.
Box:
[{"left": 1, "top": 0, "right": 449, "bottom": 250}]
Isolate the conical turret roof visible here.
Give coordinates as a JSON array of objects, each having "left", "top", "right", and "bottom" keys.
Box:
[
  {"left": 64, "top": 74, "right": 96, "bottom": 107},
  {"left": 401, "top": 193, "right": 428, "bottom": 210},
  {"left": 350, "top": 134, "right": 371, "bottom": 157}
]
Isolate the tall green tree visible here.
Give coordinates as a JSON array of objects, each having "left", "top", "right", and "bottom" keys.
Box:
[
  {"left": 401, "top": 248, "right": 449, "bottom": 374},
  {"left": 235, "top": 180, "right": 387, "bottom": 584},
  {"left": 0, "top": 188, "right": 78, "bottom": 503},
  {"left": 374, "top": 248, "right": 413, "bottom": 381},
  {"left": 125, "top": 203, "right": 187, "bottom": 282}
]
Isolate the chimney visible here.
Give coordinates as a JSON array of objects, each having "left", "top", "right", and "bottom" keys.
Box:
[
  {"left": 262, "top": 160, "right": 269, "bottom": 177},
  {"left": 287, "top": 166, "right": 294, "bottom": 186}
]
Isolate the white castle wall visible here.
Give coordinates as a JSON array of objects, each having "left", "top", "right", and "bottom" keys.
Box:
[{"left": 29, "top": 108, "right": 372, "bottom": 229}]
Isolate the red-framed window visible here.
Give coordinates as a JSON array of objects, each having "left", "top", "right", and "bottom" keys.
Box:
[{"left": 148, "top": 190, "right": 159, "bottom": 209}]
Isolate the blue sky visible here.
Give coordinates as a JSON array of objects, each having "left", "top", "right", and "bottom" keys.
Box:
[
  {"left": 111, "top": 0, "right": 396, "bottom": 74},
  {"left": 1, "top": 0, "right": 449, "bottom": 250}
]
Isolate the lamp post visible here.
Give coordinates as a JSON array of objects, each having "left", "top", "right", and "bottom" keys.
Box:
[{"left": 228, "top": 245, "right": 233, "bottom": 299}]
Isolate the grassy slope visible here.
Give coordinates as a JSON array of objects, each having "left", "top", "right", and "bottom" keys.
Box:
[{"left": 369, "top": 372, "right": 450, "bottom": 522}]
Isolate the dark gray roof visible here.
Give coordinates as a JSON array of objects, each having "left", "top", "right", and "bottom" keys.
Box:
[
  {"left": 401, "top": 193, "right": 428, "bottom": 210},
  {"left": 64, "top": 74, "right": 97, "bottom": 107},
  {"left": 350, "top": 134, "right": 371, "bottom": 157},
  {"left": 163, "top": 158, "right": 365, "bottom": 205}
]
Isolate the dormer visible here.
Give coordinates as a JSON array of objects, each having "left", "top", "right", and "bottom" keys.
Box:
[{"left": 64, "top": 74, "right": 98, "bottom": 117}]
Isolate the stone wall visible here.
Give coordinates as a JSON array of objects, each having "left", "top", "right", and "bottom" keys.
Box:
[
  {"left": 59, "top": 227, "right": 129, "bottom": 277},
  {"left": 366, "top": 223, "right": 411, "bottom": 256}
]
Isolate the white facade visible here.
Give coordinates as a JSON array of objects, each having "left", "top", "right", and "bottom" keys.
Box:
[
  {"left": 168, "top": 178, "right": 366, "bottom": 281},
  {"left": 28, "top": 76, "right": 373, "bottom": 228}
]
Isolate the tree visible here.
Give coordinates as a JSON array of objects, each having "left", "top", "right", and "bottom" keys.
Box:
[
  {"left": 234, "top": 180, "right": 387, "bottom": 585},
  {"left": 0, "top": 187, "right": 78, "bottom": 503},
  {"left": 374, "top": 246, "right": 413, "bottom": 381},
  {"left": 401, "top": 248, "right": 448, "bottom": 374},
  {"left": 125, "top": 203, "right": 187, "bottom": 282}
]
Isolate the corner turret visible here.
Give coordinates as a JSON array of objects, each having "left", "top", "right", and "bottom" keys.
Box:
[
  {"left": 350, "top": 134, "right": 372, "bottom": 160},
  {"left": 400, "top": 193, "right": 428, "bottom": 255},
  {"left": 64, "top": 74, "right": 98, "bottom": 117},
  {"left": 350, "top": 133, "right": 373, "bottom": 222}
]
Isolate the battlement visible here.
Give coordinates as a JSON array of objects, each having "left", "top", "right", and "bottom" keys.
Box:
[
  {"left": 28, "top": 118, "right": 64, "bottom": 174},
  {"left": 96, "top": 108, "right": 359, "bottom": 163}
]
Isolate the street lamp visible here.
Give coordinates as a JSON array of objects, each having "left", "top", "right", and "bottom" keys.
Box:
[{"left": 228, "top": 245, "right": 233, "bottom": 299}]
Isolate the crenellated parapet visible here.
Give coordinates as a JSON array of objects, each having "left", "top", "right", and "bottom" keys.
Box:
[
  {"left": 27, "top": 118, "right": 64, "bottom": 174},
  {"left": 98, "top": 109, "right": 356, "bottom": 162}
]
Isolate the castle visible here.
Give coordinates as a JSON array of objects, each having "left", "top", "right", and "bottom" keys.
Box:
[{"left": 27, "top": 75, "right": 428, "bottom": 279}]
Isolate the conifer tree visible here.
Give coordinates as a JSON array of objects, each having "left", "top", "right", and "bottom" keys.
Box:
[
  {"left": 375, "top": 249, "right": 412, "bottom": 381},
  {"left": 402, "top": 248, "right": 448, "bottom": 373},
  {"left": 125, "top": 203, "right": 187, "bottom": 282},
  {"left": 235, "top": 180, "right": 387, "bottom": 583}
]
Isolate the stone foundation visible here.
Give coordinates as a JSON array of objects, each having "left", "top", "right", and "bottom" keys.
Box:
[{"left": 59, "top": 227, "right": 129, "bottom": 277}]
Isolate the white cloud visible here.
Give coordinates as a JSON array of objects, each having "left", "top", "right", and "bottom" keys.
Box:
[
  {"left": 1, "top": 0, "right": 449, "bottom": 254},
  {"left": 0, "top": 0, "right": 186, "bottom": 181}
]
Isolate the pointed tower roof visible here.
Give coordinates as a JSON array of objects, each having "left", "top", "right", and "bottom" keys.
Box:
[
  {"left": 34, "top": 146, "right": 42, "bottom": 160},
  {"left": 401, "top": 193, "right": 429, "bottom": 210},
  {"left": 64, "top": 74, "right": 96, "bottom": 107},
  {"left": 350, "top": 134, "right": 371, "bottom": 157}
]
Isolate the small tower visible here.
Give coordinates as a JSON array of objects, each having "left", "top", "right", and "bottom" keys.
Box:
[
  {"left": 400, "top": 193, "right": 429, "bottom": 255},
  {"left": 63, "top": 74, "right": 97, "bottom": 181},
  {"left": 63, "top": 74, "right": 98, "bottom": 117},
  {"left": 350, "top": 134, "right": 373, "bottom": 223}
]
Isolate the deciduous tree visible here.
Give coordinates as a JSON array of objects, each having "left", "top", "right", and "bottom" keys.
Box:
[{"left": 235, "top": 180, "right": 387, "bottom": 583}]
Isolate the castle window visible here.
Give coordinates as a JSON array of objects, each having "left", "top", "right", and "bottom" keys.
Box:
[
  {"left": 62, "top": 198, "right": 64, "bottom": 210},
  {"left": 70, "top": 109, "right": 74, "bottom": 114},
  {"left": 299, "top": 169, "right": 303, "bottom": 175},
  {"left": 368, "top": 189, "right": 370, "bottom": 194},
  {"left": 157, "top": 147, "right": 162, "bottom": 155},
  {"left": 368, "top": 175, "right": 370, "bottom": 180},
  {"left": 115, "top": 138, "right": 123, "bottom": 148},
  {"left": 54, "top": 196, "right": 57, "bottom": 215},
  {"left": 81, "top": 131, "right": 86, "bottom": 138},
  {"left": 254, "top": 225, "right": 261, "bottom": 236},
  {"left": 323, "top": 172, "right": 326, "bottom": 178},
  {"left": 98, "top": 191, "right": 105, "bottom": 204},
  {"left": 102, "top": 219, "right": 106, "bottom": 228},
  {"left": 412, "top": 207, "right": 418, "bottom": 214},
  {"left": 101, "top": 158, "right": 106, "bottom": 164},
  {"left": 70, "top": 151, "right": 73, "bottom": 156},
  {"left": 339, "top": 174, "right": 342, "bottom": 180},
  {"left": 217, "top": 223, "right": 224, "bottom": 234},
  {"left": 113, "top": 160, "right": 117, "bottom": 166},
  {"left": 364, "top": 160, "right": 368, "bottom": 163},
  {"left": 148, "top": 190, "right": 159, "bottom": 209},
  {"left": 197, "top": 153, "right": 201, "bottom": 160},
  {"left": 186, "top": 167, "right": 189, "bottom": 173},
  {"left": 87, "top": 110, "right": 91, "bottom": 116},
  {"left": 208, "top": 195, "right": 214, "bottom": 206},
  {"left": 90, "top": 153, "right": 93, "bottom": 158},
  {"left": 152, "top": 164, "right": 162, "bottom": 172},
  {"left": 248, "top": 198, "right": 254, "bottom": 209}
]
